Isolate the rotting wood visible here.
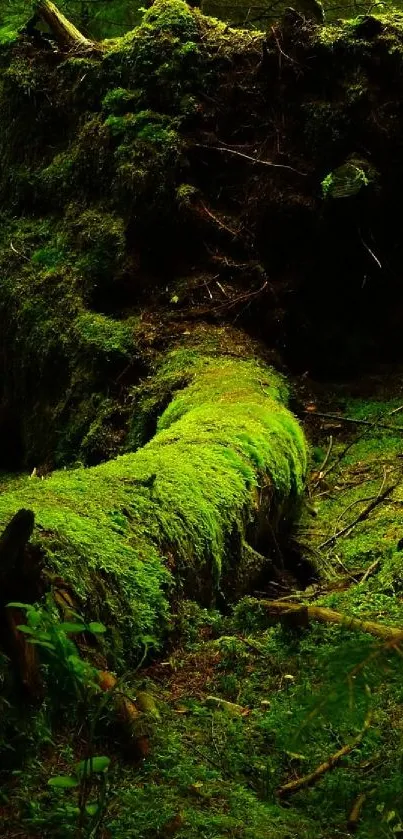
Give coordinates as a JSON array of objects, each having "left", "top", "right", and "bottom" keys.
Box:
[{"left": 0, "top": 509, "right": 42, "bottom": 697}]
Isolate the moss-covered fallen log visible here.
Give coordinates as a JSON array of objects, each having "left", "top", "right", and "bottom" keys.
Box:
[
  {"left": 261, "top": 599, "right": 403, "bottom": 640},
  {"left": 0, "top": 345, "right": 307, "bottom": 661}
]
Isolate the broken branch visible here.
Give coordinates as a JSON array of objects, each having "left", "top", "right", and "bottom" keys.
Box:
[{"left": 277, "top": 712, "right": 372, "bottom": 797}]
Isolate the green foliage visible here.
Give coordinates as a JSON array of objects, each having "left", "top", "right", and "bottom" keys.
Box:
[
  {"left": 46, "top": 752, "right": 110, "bottom": 835},
  {"left": 102, "top": 86, "right": 142, "bottom": 114},
  {"left": 8, "top": 597, "right": 103, "bottom": 698}
]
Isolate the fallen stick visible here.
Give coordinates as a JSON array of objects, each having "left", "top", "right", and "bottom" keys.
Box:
[
  {"left": 260, "top": 600, "right": 403, "bottom": 641},
  {"left": 277, "top": 712, "right": 371, "bottom": 797}
]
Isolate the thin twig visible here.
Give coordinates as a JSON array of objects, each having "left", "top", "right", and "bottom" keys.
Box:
[
  {"left": 311, "top": 435, "right": 333, "bottom": 488},
  {"left": 304, "top": 411, "right": 403, "bottom": 433},
  {"left": 318, "top": 435, "right": 333, "bottom": 473},
  {"left": 334, "top": 494, "right": 378, "bottom": 525},
  {"left": 195, "top": 144, "right": 307, "bottom": 176},
  {"left": 270, "top": 24, "right": 298, "bottom": 66},
  {"left": 360, "top": 559, "right": 380, "bottom": 585},
  {"left": 318, "top": 483, "right": 397, "bottom": 550},
  {"left": 212, "top": 280, "right": 268, "bottom": 313},
  {"left": 200, "top": 202, "right": 239, "bottom": 237},
  {"left": 358, "top": 230, "right": 382, "bottom": 270}
]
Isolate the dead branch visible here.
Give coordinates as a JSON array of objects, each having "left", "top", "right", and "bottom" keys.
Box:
[
  {"left": 260, "top": 599, "right": 403, "bottom": 641},
  {"left": 359, "top": 558, "right": 380, "bottom": 585},
  {"left": 311, "top": 435, "right": 333, "bottom": 489},
  {"left": 212, "top": 280, "right": 268, "bottom": 313},
  {"left": 277, "top": 712, "right": 372, "bottom": 797}
]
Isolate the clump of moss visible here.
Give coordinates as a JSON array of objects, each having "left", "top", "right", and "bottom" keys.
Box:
[
  {"left": 102, "top": 86, "right": 142, "bottom": 114},
  {"left": 321, "top": 156, "right": 378, "bottom": 199}
]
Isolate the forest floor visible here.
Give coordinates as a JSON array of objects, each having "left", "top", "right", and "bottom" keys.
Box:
[{"left": 3, "top": 365, "right": 403, "bottom": 839}]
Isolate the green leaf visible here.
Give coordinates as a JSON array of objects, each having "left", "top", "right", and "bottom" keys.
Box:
[
  {"left": 16, "top": 625, "right": 35, "bottom": 635},
  {"left": 88, "top": 622, "right": 107, "bottom": 635},
  {"left": 48, "top": 776, "right": 79, "bottom": 789},
  {"left": 6, "top": 602, "right": 30, "bottom": 609},
  {"left": 58, "top": 622, "right": 86, "bottom": 634},
  {"left": 85, "top": 803, "right": 100, "bottom": 817},
  {"left": 76, "top": 756, "right": 110, "bottom": 776}
]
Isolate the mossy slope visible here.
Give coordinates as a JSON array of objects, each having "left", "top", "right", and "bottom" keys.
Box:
[{"left": 4, "top": 3, "right": 403, "bottom": 467}]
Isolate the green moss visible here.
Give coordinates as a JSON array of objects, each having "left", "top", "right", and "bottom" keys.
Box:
[
  {"left": 73, "top": 312, "right": 135, "bottom": 359},
  {"left": 141, "top": 0, "right": 200, "bottom": 40},
  {"left": 0, "top": 25, "right": 19, "bottom": 45},
  {"left": 102, "top": 87, "right": 142, "bottom": 114}
]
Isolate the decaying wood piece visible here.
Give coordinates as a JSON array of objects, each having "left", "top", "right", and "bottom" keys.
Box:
[
  {"left": 34, "top": 0, "right": 95, "bottom": 50},
  {"left": 0, "top": 508, "right": 35, "bottom": 578},
  {"left": 98, "top": 670, "right": 151, "bottom": 761},
  {"left": 277, "top": 712, "right": 372, "bottom": 797},
  {"left": 0, "top": 509, "right": 42, "bottom": 697},
  {"left": 261, "top": 600, "right": 403, "bottom": 642}
]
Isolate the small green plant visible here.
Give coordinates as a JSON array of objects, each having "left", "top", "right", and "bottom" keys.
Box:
[
  {"left": 7, "top": 596, "right": 106, "bottom": 700},
  {"left": 48, "top": 754, "right": 111, "bottom": 837},
  {"left": 7, "top": 598, "right": 112, "bottom": 836}
]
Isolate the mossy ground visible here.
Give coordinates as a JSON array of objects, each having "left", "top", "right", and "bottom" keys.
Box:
[
  {"left": 102, "top": 373, "right": 403, "bottom": 839},
  {"left": 3, "top": 3, "right": 403, "bottom": 837}
]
